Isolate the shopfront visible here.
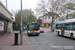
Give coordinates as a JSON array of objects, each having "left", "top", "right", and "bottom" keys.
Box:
[
  {"left": 0, "top": 2, "right": 14, "bottom": 34},
  {"left": 44, "top": 23, "right": 50, "bottom": 27}
]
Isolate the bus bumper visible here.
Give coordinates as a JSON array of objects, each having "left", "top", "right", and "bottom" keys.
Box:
[
  {"left": 74, "top": 34, "right": 75, "bottom": 38},
  {"left": 28, "top": 32, "right": 40, "bottom": 35}
]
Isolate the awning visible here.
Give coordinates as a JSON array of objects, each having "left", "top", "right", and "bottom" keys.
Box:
[
  {"left": 0, "top": 11, "right": 14, "bottom": 22},
  {"left": 44, "top": 23, "right": 50, "bottom": 24}
]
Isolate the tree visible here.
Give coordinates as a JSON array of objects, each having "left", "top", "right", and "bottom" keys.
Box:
[
  {"left": 37, "top": 18, "right": 42, "bottom": 25},
  {"left": 63, "top": 1, "right": 75, "bottom": 10},
  {"left": 62, "top": 0, "right": 75, "bottom": 19},
  {"left": 37, "top": 0, "right": 61, "bottom": 31},
  {"left": 15, "top": 9, "right": 37, "bottom": 29},
  {"left": 37, "top": 0, "right": 75, "bottom": 31}
]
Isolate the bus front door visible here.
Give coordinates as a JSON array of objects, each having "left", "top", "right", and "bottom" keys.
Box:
[{"left": 61, "top": 26, "right": 64, "bottom": 36}]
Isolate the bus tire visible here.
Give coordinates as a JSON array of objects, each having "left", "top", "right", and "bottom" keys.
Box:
[
  {"left": 27, "top": 34, "right": 30, "bottom": 36},
  {"left": 70, "top": 33, "right": 74, "bottom": 40}
]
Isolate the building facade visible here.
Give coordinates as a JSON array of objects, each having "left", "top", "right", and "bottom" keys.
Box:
[
  {"left": 0, "top": 2, "right": 14, "bottom": 34},
  {"left": 40, "top": 15, "right": 52, "bottom": 27}
]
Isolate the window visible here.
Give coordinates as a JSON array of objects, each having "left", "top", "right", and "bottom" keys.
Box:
[
  {"left": 72, "top": 22, "right": 75, "bottom": 30},
  {"left": 28, "top": 25, "right": 40, "bottom": 30},
  {"left": 45, "top": 17, "right": 46, "bottom": 19},
  {"left": 48, "top": 16, "right": 50, "bottom": 19},
  {"left": 64, "top": 23, "right": 72, "bottom": 30},
  {"left": 56, "top": 24, "right": 63, "bottom": 29}
]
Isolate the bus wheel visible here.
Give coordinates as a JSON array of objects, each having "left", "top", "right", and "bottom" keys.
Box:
[
  {"left": 70, "top": 34, "right": 74, "bottom": 40},
  {"left": 37, "top": 34, "right": 40, "bottom": 36},
  {"left": 27, "top": 34, "right": 30, "bottom": 36}
]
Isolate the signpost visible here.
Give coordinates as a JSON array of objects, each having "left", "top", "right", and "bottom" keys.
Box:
[{"left": 0, "top": 25, "right": 4, "bottom": 31}]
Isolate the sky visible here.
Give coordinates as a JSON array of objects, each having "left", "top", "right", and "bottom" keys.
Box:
[{"left": 1, "top": 0, "right": 39, "bottom": 13}]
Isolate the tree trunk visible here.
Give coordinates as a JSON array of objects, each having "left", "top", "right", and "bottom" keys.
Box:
[
  {"left": 51, "top": 16, "right": 53, "bottom": 32},
  {"left": 51, "top": 0, "right": 53, "bottom": 31}
]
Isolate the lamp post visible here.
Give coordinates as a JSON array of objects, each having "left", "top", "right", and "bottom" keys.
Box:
[
  {"left": 6, "top": 0, "right": 7, "bottom": 8},
  {"left": 20, "top": 0, "right": 23, "bottom": 45}
]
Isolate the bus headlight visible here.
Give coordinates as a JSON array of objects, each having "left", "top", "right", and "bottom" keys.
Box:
[{"left": 28, "top": 31, "right": 30, "bottom": 33}]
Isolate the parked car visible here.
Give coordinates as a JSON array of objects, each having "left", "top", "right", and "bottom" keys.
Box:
[{"left": 40, "top": 30, "right": 44, "bottom": 33}]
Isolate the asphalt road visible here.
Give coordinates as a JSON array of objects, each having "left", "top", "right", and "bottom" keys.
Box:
[{"left": 28, "top": 28, "right": 75, "bottom": 50}]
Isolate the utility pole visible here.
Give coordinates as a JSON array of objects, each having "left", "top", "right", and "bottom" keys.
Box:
[
  {"left": 66, "top": 10, "right": 68, "bottom": 20},
  {"left": 6, "top": 0, "right": 7, "bottom": 8},
  {"left": 20, "top": 0, "right": 23, "bottom": 45}
]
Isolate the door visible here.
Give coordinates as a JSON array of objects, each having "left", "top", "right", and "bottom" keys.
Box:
[{"left": 4, "top": 22, "right": 7, "bottom": 34}]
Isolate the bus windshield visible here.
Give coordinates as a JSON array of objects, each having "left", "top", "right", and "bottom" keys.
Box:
[{"left": 28, "top": 25, "right": 40, "bottom": 30}]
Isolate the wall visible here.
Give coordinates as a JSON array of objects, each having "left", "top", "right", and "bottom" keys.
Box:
[
  {"left": 7, "top": 21, "right": 13, "bottom": 33},
  {"left": 0, "top": 5, "right": 12, "bottom": 18}
]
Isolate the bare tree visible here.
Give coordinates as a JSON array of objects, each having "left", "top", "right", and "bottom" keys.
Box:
[
  {"left": 37, "top": 0, "right": 63, "bottom": 31},
  {"left": 37, "top": 0, "right": 75, "bottom": 31}
]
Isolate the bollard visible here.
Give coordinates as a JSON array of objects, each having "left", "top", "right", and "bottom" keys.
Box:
[
  {"left": 14, "top": 32, "right": 18, "bottom": 45},
  {"left": 20, "top": 30, "right": 21, "bottom": 34}
]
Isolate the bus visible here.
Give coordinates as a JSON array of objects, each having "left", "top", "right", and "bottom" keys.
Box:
[
  {"left": 27, "top": 22, "right": 40, "bottom": 36},
  {"left": 55, "top": 19, "right": 75, "bottom": 39}
]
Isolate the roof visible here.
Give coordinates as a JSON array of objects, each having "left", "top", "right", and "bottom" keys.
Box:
[
  {"left": 0, "top": 1, "right": 14, "bottom": 22},
  {"left": 56, "top": 19, "right": 75, "bottom": 24}
]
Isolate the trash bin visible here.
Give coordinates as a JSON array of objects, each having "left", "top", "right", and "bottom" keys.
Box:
[{"left": 14, "top": 32, "right": 18, "bottom": 45}]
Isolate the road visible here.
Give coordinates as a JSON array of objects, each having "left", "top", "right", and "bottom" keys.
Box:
[
  {"left": 28, "top": 28, "right": 75, "bottom": 50},
  {"left": 40, "top": 27, "right": 50, "bottom": 32}
]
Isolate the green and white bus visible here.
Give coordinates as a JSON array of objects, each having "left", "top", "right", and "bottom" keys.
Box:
[
  {"left": 55, "top": 19, "right": 75, "bottom": 39},
  {"left": 27, "top": 22, "right": 40, "bottom": 36}
]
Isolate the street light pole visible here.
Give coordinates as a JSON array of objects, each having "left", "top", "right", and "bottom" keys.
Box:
[
  {"left": 20, "top": 0, "right": 23, "bottom": 45},
  {"left": 6, "top": 0, "right": 7, "bottom": 8}
]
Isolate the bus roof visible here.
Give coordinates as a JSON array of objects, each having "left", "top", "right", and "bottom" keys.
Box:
[{"left": 56, "top": 19, "right": 75, "bottom": 24}]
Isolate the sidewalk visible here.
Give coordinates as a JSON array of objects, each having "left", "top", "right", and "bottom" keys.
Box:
[{"left": 0, "top": 31, "right": 33, "bottom": 50}]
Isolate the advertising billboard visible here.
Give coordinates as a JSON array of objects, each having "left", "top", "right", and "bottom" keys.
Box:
[{"left": 0, "top": 25, "right": 4, "bottom": 31}]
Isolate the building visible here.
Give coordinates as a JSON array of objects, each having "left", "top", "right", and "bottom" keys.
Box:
[
  {"left": 40, "top": 12, "right": 60, "bottom": 27},
  {"left": 0, "top": 2, "right": 14, "bottom": 34},
  {"left": 40, "top": 14, "right": 52, "bottom": 27}
]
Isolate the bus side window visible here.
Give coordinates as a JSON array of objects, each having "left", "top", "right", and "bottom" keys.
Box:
[
  {"left": 64, "top": 27, "right": 67, "bottom": 30},
  {"left": 72, "top": 22, "right": 75, "bottom": 30}
]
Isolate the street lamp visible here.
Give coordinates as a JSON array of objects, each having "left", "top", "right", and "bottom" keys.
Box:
[
  {"left": 6, "top": 0, "right": 7, "bottom": 8},
  {"left": 20, "top": 0, "right": 23, "bottom": 45}
]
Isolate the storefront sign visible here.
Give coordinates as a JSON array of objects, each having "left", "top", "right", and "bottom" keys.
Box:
[{"left": 0, "top": 25, "right": 4, "bottom": 31}]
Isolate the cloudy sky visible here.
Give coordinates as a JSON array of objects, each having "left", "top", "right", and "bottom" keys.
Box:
[{"left": 1, "top": 0, "right": 39, "bottom": 12}]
